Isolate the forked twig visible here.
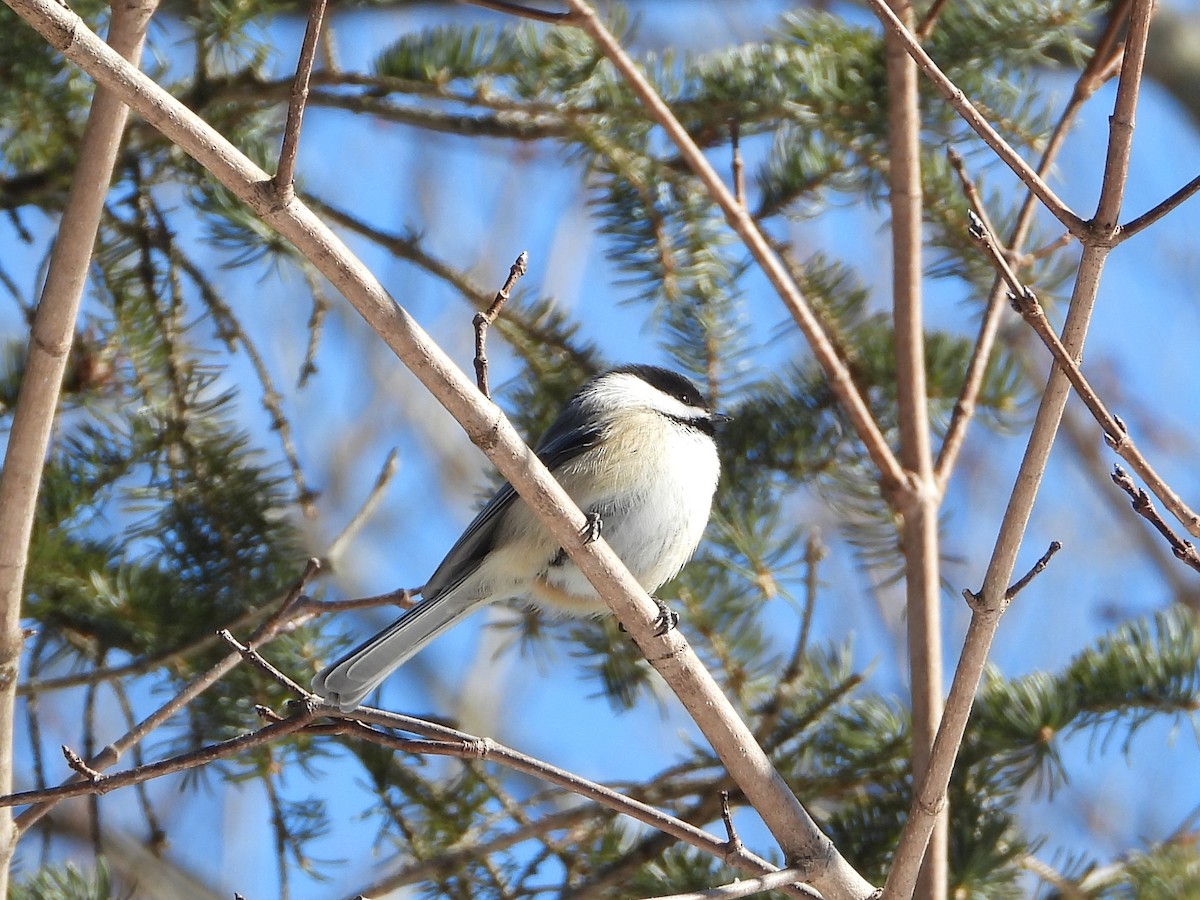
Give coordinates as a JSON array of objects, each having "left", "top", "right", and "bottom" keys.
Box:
[{"left": 474, "top": 251, "right": 528, "bottom": 398}]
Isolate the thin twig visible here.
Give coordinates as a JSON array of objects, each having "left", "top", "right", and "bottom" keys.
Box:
[
  {"left": 719, "top": 790, "right": 743, "bottom": 854},
  {"left": 1003, "top": 540, "right": 1062, "bottom": 600},
  {"left": 0, "top": 714, "right": 318, "bottom": 809},
  {"left": 474, "top": 251, "right": 528, "bottom": 398},
  {"left": 218, "top": 630, "right": 311, "bottom": 697},
  {"left": 914, "top": 0, "right": 950, "bottom": 39},
  {"left": 465, "top": 0, "right": 576, "bottom": 24},
  {"left": 730, "top": 119, "right": 745, "bottom": 209},
  {"left": 1117, "top": 173, "right": 1200, "bottom": 242},
  {"left": 273, "top": 0, "right": 328, "bottom": 196},
  {"left": 962, "top": 540, "right": 1062, "bottom": 608},
  {"left": 645, "top": 867, "right": 814, "bottom": 900},
  {"left": 324, "top": 447, "right": 400, "bottom": 566},
  {"left": 60, "top": 746, "right": 103, "bottom": 783},
  {"left": 299, "top": 587, "right": 419, "bottom": 613},
  {"left": 1017, "top": 854, "right": 1090, "bottom": 900},
  {"left": 963, "top": 207, "right": 1200, "bottom": 539},
  {"left": 1018, "top": 233, "right": 1072, "bottom": 265},
  {"left": 864, "top": 0, "right": 1088, "bottom": 238},
  {"left": 1111, "top": 467, "right": 1200, "bottom": 573}
]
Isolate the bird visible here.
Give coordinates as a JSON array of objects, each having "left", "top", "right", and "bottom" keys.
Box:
[{"left": 312, "top": 364, "right": 724, "bottom": 711}]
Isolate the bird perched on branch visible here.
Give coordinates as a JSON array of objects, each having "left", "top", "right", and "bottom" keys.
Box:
[{"left": 313, "top": 364, "right": 725, "bottom": 711}]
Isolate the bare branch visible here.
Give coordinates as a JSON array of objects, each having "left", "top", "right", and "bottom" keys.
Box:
[
  {"left": 14, "top": 558, "right": 320, "bottom": 832},
  {"left": 962, "top": 540, "right": 1063, "bottom": 609},
  {"left": 474, "top": 251, "right": 528, "bottom": 398},
  {"left": 60, "top": 746, "right": 103, "bottom": 783},
  {"left": 0, "top": 713, "right": 317, "bottom": 810},
  {"left": 465, "top": 0, "right": 576, "bottom": 25},
  {"left": 882, "top": 0, "right": 945, "bottom": 892},
  {"left": 0, "top": 5, "right": 875, "bottom": 895},
  {"left": 560, "top": 0, "right": 909, "bottom": 506},
  {"left": 1004, "top": 540, "right": 1063, "bottom": 600},
  {"left": 273, "top": 0, "right": 328, "bottom": 196},
  {"left": 218, "top": 630, "right": 311, "bottom": 697},
  {"left": 1117, "top": 173, "right": 1200, "bottom": 242},
  {"left": 864, "top": 0, "right": 1088, "bottom": 238},
  {"left": 0, "top": 3, "right": 160, "bottom": 887},
  {"left": 719, "top": 791, "right": 743, "bottom": 855},
  {"left": 644, "top": 867, "right": 815, "bottom": 900},
  {"left": 324, "top": 447, "right": 400, "bottom": 566},
  {"left": 883, "top": 3, "right": 1156, "bottom": 896},
  {"left": 1111, "top": 467, "right": 1200, "bottom": 573},
  {"left": 964, "top": 207, "right": 1200, "bottom": 540},
  {"left": 730, "top": 119, "right": 745, "bottom": 209}
]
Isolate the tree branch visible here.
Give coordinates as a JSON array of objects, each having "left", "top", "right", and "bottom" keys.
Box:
[
  {"left": 272, "top": 0, "right": 327, "bottom": 197},
  {"left": 882, "top": 2, "right": 1156, "bottom": 897},
  {"left": 1116, "top": 173, "right": 1200, "bottom": 242},
  {"left": 0, "top": 3, "right": 876, "bottom": 896},
  {"left": 962, "top": 208, "right": 1200, "bottom": 540},
  {"left": 13, "top": 558, "right": 320, "bottom": 832},
  {"left": 864, "top": 0, "right": 1089, "bottom": 239},
  {"left": 882, "top": 0, "right": 945, "bottom": 893},
  {"left": 0, "top": 2, "right": 159, "bottom": 890}
]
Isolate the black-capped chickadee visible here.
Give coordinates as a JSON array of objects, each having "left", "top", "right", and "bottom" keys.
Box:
[{"left": 313, "top": 365, "right": 724, "bottom": 711}]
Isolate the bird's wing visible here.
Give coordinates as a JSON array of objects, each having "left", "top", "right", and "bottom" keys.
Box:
[{"left": 420, "top": 410, "right": 604, "bottom": 601}]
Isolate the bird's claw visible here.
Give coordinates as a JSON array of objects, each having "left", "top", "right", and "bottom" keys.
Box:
[
  {"left": 582, "top": 511, "right": 603, "bottom": 544},
  {"left": 652, "top": 597, "right": 679, "bottom": 636}
]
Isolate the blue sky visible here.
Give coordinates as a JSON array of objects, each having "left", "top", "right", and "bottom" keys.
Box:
[{"left": 5, "top": 1, "right": 1200, "bottom": 896}]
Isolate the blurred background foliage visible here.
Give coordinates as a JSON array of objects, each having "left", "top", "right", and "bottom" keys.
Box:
[{"left": 3, "top": 0, "right": 1200, "bottom": 896}]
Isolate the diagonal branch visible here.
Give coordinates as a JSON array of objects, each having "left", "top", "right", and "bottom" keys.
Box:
[
  {"left": 865, "top": 0, "right": 1089, "bottom": 238},
  {"left": 1116, "top": 173, "right": 1200, "bottom": 242},
  {"left": 554, "top": 0, "right": 909, "bottom": 503},
  {"left": 962, "top": 209, "right": 1200, "bottom": 539},
  {"left": 0, "top": 3, "right": 876, "bottom": 897}
]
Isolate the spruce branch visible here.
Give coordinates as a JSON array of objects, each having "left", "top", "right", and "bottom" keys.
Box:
[
  {"left": 555, "top": 0, "right": 909, "bottom": 508},
  {"left": 0, "top": 5, "right": 874, "bottom": 896},
  {"left": 13, "top": 557, "right": 321, "bottom": 832},
  {"left": 884, "top": 2, "right": 1156, "bottom": 896},
  {"left": 0, "top": 2, "right": 159, "bottom": 890}
]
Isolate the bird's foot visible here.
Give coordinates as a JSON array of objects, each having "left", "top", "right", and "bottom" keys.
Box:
[
  {"left": 581, "top": 511, "right": 603, "bottom": 544},
  {"left": 651, "top": 597, "right": 679, "bottom": 636}
]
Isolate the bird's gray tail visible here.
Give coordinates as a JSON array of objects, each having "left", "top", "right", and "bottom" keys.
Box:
[{"left": 312, "top": 593, "right": 481, "bottom": 711}]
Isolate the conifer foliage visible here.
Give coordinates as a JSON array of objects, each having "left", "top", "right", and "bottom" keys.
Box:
[{"left": 1, "top": 0, "right": 1198, "bottom": 897}]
